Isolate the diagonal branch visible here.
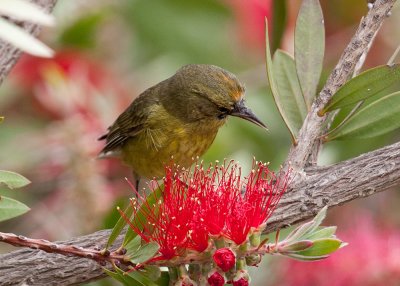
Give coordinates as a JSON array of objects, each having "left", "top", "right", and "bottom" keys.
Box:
[
  {"left": 1, "top": 140, "right": 399, "bottom": 286},
  {"left": 283, "top": 0, "right": 396, "bottom": 172}
]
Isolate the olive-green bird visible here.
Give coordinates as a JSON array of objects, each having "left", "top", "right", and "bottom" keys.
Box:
[{"left": 99, "top": 64, "right": 266, "bottom": 186}]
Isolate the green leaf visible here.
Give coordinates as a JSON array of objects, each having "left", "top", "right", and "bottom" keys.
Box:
[
  {"left": 285, "top": 206, "right": 328, "bottom": 242},
  {"left": 272, "top": 50, "right": 307, "bottom": 137},
  {"left": 142, "top": 266, "right": 162, "bottom": 282},
  {"left": 279, "top": 240, "right": 313, "bottom": 253},
  {"left": 114, "top": 267, "right": 154, "bottom": 286},
  {"left": 284, "top": 221, "right": 315, "bottom": 242},
  {"left": 103, "top": 268, "right": 127, "bottom": 284},
  {"left": 0, "top": 196, "right": 30, "bottom": 222},
  {"left": 125, "top": 235, "right": 142, "bottom": 254},
  {"left": 265, "top": 20, "right": 295, "bottom": 142},
  {"left": 327, "top": 91, "right": 400, "bottom": 140},
  {"left": 308, "top": 206, "right": 328, "bottom": 234},
  {"left": 127, "top": 271, "right": 160, "bottom": 286},
  {"left": 0, "top": 116, "right": 4, "bottom": 123},
  {"left": 328, "top": 100, "right": 364, "bottom": 133},
  {"left": 123, "top": 186, "right": 164, "bottom": 247},
  {"left": 296, "top": 238, "right": 342, "bottom": 257},
  {"left": 285, "top": 253, "right": 329, "bottom": 261},
  {"left": 305, "top": 226, "right": 337, "bottom": 240},
  {"left": 322, "top": 64, "right": 400, "bottom": 113},
  {"left": 128, "top": 241, "right": 159, "bottom": 264},
  {"left": 0, "top": 170, "right": 31, "bottom": 189},
  {"left": 155, "top": 271, "right": 170, "bottom": 286},
  {"left": 105, "top": 203, "right": 134, "bottom": 250},
  {"left": 295, "top": 0, "right": 325, "bottom": 108}
]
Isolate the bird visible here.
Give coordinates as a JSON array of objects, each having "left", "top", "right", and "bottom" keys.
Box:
[{"left": 99, "top": 64, "right": 266, "bottom": 188}]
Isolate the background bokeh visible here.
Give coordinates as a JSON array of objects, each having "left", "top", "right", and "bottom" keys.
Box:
[{"left": 1, "top": 0, "right": 400, "bottom": 285}]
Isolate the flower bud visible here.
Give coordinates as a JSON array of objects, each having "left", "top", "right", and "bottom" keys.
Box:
[
  {"left": 212, "top": 247, "right": 236, "bottom": 272},
  {"left": 232, "top": 270, "right": 250, "bottom": 286},
  {"left": 245, "top": 254, "right": 262, "bottom": 266},
  {"left": 207, "top": 271, "right": 225, "bottom": 286},
  {"left": 232, "top": 277, "right": 249, "bottom": 286}
]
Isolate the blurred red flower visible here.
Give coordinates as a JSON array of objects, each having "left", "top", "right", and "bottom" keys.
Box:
[{"left": 223, "top": 0, "right": 273, "bottom": 51}]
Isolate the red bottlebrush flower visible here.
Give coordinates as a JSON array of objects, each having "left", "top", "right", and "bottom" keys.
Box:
[
  {"left": 120, "top": 168, "right": 198, "bottom": 260},
  {"left": 11, "top": 51, "right": 130, "bottom": 121},
  {"left": 121, "top": 160, "right": 290, "bottom": 261},
  {"left": 213, "top": 248, "right": 236, "bottom": 272},
  {"left": 221, "top": 162, "right": 290, "bottom": 245},
  {"left": 207, "top": 271, "right": 225, "bottom": 286}
]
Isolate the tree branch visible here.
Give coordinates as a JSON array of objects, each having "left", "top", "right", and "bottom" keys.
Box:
[
  {"left": 0, "top": 0, "right": 58, "bottom": 85},
  {"left": 265, "top": 140, "right": 400, "bottom": 233},
  {"left": 1, "top": 140, "right": 399, "bottom": 285}
]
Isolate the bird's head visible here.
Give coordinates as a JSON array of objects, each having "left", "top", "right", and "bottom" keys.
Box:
[{"left": 168, "top": 64, "right": 266, "bottom": 129}]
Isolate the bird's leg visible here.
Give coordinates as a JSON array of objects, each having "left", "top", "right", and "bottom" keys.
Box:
[{"left": 131, "top": 171, "right": 140, "bottom": 198}]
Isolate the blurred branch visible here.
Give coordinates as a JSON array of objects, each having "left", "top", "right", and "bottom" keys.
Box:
[
  {"left": 0, "top": 0, "right": 57, "bottom": 85},
  {"left": 0, "top": 0, "right": 398, "bottom": 285},
  {"left": 1, "top": 140, "right": 399, "bottom": 285}
]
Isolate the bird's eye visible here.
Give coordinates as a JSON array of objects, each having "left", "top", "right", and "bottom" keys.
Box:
[
  {"left": 218, "top": 107, "right": 229, "bottom": 114},
  {"left": 217, "top": 107, "right": 230, "bottom": 120}
]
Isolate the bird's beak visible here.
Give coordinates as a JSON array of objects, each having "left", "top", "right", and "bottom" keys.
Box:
[{"left": 230, "top": 100, "right": 267, "bottom": 130}]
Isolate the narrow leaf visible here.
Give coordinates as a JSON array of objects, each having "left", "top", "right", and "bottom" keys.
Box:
[
  {"left": 115, "top": 267, "right": 146, "bottom": 286},
  {"left": 322, "top": 64, "right": 400, "bottom": 113},
  {"left": 103, "top": 268, "right": 127, "bottom": 284},
  {"left": 142, "top": 266, "right": 162, "bottom": 281},
  {"left": 327, "top": 91, "right": 400, "bottom": 140},
  {"left": 296, "top": 238, "right": 342, "bottom": 257},
  {"left": 306, "top": 226, "right": 337, "bottom": 240},
  {"left": 124, "top": 235, "right": 142, "bottom": 255},
  {"left": 0, "top": 0, "right": 55, "bottom": 26},
  {"left": 265, "top": 19, "right": 296, "bottom": 141},
  {"left": 279, "top": 240, "right": 313, "bottom": 253},
  {"left": 0, "top": 18, "right": 54, "bottom": 57},
  {"left": 286, "top": 253, "right": 329, "bottom": 261},
  {"left": 284, "top": 221, "right": 315, "bottom": 242},
  {"left": 327, "top": 101, "right": 364, "bottom": 134},
  {"left": 388, "top": 45, "right": 400, "bottom": 65},
  {"left": 308, "top": 206, "right": 328, "bottom": 234},
  {"left": 129, "top": 242, "right": 159, "bottom": 264},
  {"left": 155, "top": 272, "right": 170, "bottom": 286},
  {"left": 123, "top": 186, "right": 164, "bottom": 247},
  {"left": 105, "top": 203, "right": 133, "bottom": 250},
  {"left": 127, "top": 271, "right": 159, "bottom": 286},
  {"left": 0, "top": 196, "right": 30, "bottom": 222},
  {"left": 0, "top": 170, "right": 30, "bottom": 189},
  {"left": 272, "top": 50, "right": 307, "bottom": 136},
  {"left": 295, "top": 0, "right": 325, "bottom": 108}
]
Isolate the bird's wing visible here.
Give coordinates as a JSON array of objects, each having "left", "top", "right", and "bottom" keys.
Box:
[{"left": 99, "top": 94, "right": 153, "bottom": 154}]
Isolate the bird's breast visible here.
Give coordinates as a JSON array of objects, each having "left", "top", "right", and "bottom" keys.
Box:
[{"left": 121, "top": 118, "right": 223, "bottom": 179}]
